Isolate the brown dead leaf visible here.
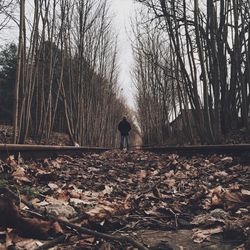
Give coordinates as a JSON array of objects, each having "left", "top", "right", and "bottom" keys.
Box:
[
  {"left": 68, "top": 189, "right": 81, "bottom": 199},
  {"left": 214, "top": 171, "right": 228, "bottom": 177},
  {"left": 56, "top": 190, "right": 70, "bottom": 202},
  {"left": 12, "top": 167, "right": 31, "bottom": 183},
  {"left": 5, "top": 229, "right": 14, "bottom": 249},
  {"left": 86, "top": 203, "right": 117, "bottom": 220},
  {"left": 6, "top": 155, "right": 17, "bottom": 168},
  {"left": 221, "top": 157, "right": 233, "bottom": 164},
  {"left": 211, "top": 186, "right": 224, "bottom": 207},
  {"left": 241, "top": 189, "right": 250, "bottom": 197},
  {"left": 51, "top": 221, "right": 64, "bottom": 234},
  {"left": 164, "top": 178, "right": 176, "bottom": 188},
  {"left": 211, "top": 186, "right": 250, "bottom": 210},
  {"left": 102, "top": 185, "right": 113, "bottom": 195},
  {"left": 137, "top": 170, "right": 147, "bottom": 181},
  {"left": 224, "top": 191, "right": 250, "bottom": 210},
  {"left": 192, "top": 227, "right": 223, "bottom": 243}
]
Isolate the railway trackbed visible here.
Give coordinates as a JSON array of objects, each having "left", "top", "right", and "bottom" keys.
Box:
[
  {"left": 1, "top": 143, "right": 250, "bottom": 160},
  {"left": 0, "top": 144, "right": 249, "bottom": 249}
]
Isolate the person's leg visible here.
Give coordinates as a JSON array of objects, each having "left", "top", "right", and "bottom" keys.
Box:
[
  {"left": 126, "top": 135, "right": 129, "bottom": 150},
  {"left": 120, "top": 135, "right": 124, "bottom": 149}
]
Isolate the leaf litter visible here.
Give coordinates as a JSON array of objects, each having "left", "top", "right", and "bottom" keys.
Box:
[{"left": 0, "top": 150, "right": 249, "bottom": 249}]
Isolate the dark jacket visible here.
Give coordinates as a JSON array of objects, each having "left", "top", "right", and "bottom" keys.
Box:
[{"left": 118, "top": 119, "right": 131, "bottom": 136}]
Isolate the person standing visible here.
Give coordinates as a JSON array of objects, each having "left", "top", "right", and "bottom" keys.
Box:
[{"left": 118, "top": 116, "right": 131, "bottom": 149}]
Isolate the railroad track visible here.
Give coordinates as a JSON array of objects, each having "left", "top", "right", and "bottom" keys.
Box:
[
  {"left": 1, "top": 143, "right": 250, "bottom": 160},
  {"left": 141, "top": 144, "right": 250, "bottom": 155},
  {"left": 0, "top": 144, "right": 110, "bottom": 160}
]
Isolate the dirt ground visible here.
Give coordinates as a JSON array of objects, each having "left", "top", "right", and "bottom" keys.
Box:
[{"left": 0, "top": 150, "right": 249, "bottom": 249}]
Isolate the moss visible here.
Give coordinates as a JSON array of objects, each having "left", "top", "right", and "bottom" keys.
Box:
[
  {"left": 0, "top": 178, "right": 9, "bottom": 188},
  {"left": 20, "top": 185, "right": 41, "bottom": 198}
]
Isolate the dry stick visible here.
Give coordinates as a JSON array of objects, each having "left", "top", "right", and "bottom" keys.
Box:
[
  {"left": 36, "top": 235, "right": 67, "bottom": 250},
  {"left": 69, "top": 214, "right": 87, "bottom": 223},
  {"left": 52, "top": 216, "right": 149, "bottom": 250},
  {"left": 6, "top": 188, "right": 149, "bottom": 250},
  {"left": 138, "top": 180, "right": 161, "bottom": 198}
]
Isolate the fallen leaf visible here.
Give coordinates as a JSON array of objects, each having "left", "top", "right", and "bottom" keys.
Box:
[
  {"left": 12, "top": 167, "right": 31, "bottom": 183},
  {"left": 192, "top": 227, "right": 223, "bottom": 243}
]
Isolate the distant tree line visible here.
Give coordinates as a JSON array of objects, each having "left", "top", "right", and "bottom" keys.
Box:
[
  {"left": 0, "top": 0, "right": 135, "bottom": 147},
  {"left": 0, "top": 43, "right": 16, "bottom": 124},
  {"left": 135, "top": 0, "right": 250, "bottom": 144}
]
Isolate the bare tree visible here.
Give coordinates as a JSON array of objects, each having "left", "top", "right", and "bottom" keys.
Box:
[
  {"left": 135, "top": 0, "right": 250, "bottom": 144},
  {"left": 132, "top": 18, "right": 178, "bottom": 145},
  {"left": 0, "top": 0, "right": 16, "bottom": 32},
  {"left": 13, "top": 0, "right": 25, "bottom": 143},
  {"left": 11, "top": 0, "right": 132, "bottom": 147}
]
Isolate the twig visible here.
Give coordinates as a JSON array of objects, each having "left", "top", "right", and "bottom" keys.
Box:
[
  {"left": 35, "top": 235, "right": 68, "bottom": 250},
  {"left": 69, "top": 214, "right": 87, "bottom": 223},
  {"left": 138, "top": 180, "right": 161, "bottom": 198},
  {"left": 163, "top": 208, "right": 178, "bottom": 228},
  {"left": 52, "top": 216, "right": 149, "bottom": 250}
]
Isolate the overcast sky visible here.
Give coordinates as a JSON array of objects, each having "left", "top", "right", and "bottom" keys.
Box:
[{"left": 110, "top": 0, "right": 138, "bottom": 109}]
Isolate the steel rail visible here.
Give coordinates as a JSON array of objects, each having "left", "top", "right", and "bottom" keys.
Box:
[
  {"left": 140, "top": 144, "right": 250, "bottom": 154},
  {"left": 0, "top": 144, "right": 110, "bottom": 160}
]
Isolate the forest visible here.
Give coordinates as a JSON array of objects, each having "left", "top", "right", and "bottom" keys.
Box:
[
  {"left": 0, "top": 0, "right": 250, "bottom": 146},
  {"left": 134, "top": 0, "right": 250, "bottom": 145},
  {"left": 0, "top": 0, "right": 138, "bottom": 147}
]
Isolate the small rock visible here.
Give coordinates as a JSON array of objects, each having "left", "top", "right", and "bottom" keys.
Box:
[
  {"left": 210, "top": 209, "right": 229, "bottom": 220},
  {"left": 208, "top": 175, "right": 215, "bottom": 181},
  {"left": 45, "top": 204, "right": 77, "bottom": 219}
]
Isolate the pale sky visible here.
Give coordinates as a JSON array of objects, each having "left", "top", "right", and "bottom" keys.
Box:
[{"left": 110, "top": 0, "right": 137, "bottom": 109}]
